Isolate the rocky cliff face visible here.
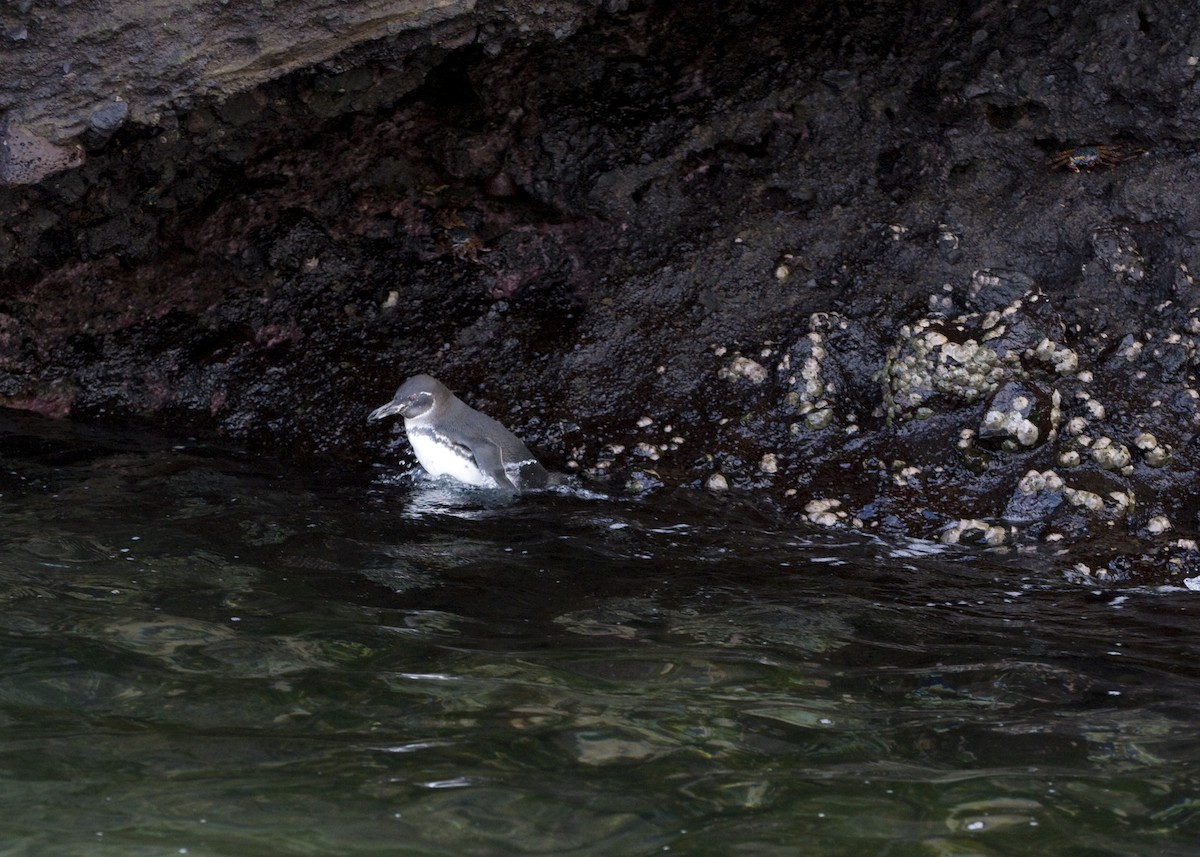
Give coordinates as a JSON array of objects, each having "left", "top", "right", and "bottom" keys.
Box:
[
  {"left": 0, "top": 0, "right": 599, "bottom": 179},
  {"left": 2, "top": 0, "right": 1200, "bottom": 582}
]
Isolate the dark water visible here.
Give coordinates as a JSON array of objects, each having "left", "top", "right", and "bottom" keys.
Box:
[{"left": 1, "top": 412, "right": 1199, "bottom": 857}]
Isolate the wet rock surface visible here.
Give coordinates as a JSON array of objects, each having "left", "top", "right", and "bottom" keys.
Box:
[{"left": 3, "top": 0, "right": 1200, "bottom": 583}]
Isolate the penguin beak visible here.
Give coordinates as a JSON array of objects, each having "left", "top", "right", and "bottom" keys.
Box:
[{"left": 367, "top": 400, "right": 405, "bottom": 422}]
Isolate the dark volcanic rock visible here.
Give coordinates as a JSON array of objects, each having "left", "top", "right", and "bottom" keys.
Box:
[
  {"left": 0, "top": 0, "right": 609, "bottom": 181},
  {"left": 3, "top": 0, "right": 1200, "bottom": 583}
]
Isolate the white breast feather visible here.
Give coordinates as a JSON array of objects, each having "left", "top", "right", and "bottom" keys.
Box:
[{"left": 406, "top": 428, "right": 496, "bottom": 487}]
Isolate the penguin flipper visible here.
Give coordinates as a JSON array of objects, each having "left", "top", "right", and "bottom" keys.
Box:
[{"left": 471, "top": 441, "right": 520, "bottom": 491}]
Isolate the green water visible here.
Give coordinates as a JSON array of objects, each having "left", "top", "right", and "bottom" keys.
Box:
[{"left": 0, "top": 411, "right": 1198, "bottom": 856}]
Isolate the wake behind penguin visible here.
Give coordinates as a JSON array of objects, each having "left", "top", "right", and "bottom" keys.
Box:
[{"left": 368, "top": 374, "right": 551, "bottom": 492}]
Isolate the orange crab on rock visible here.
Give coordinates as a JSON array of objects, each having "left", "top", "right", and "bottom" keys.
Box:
[{"left": 1047, "top": 144, "right": 1141, "bottom": 172}]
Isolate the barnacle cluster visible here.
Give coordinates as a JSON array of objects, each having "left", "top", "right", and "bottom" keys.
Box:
[
  {"left": 881, "top": 287, "right": 1079, "bottom": 423},
  {"left": 720, "top": 355, "right": 768, "bottom": 385},
  {"left": 882, "top": 319, "right": 1010, "bottom": 421},
  {"left": 702, "top": 264, "right": 1199, "bottom": 583},
  {"left": 940, "top": 518, "right": 1009, "bottom": 547},
  {"left": 805, "top": 498, "right": 849, "bottom": 528},
  {"left": 977, "top": 381, "right": 1062, "bottom": 451},
  {"left": 781, "top": 313, "right": 850, "bottom": 432},
  {"left": 1135, "top": 432, "right": 1171, "bottom": 467}
]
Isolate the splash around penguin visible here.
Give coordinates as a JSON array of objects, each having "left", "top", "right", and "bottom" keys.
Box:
[{"left": 367, "top": 374, "right": 550, "bottom": 492}]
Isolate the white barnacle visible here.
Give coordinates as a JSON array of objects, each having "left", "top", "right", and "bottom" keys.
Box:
[
  {"left": 1145, "top": 444, "right": 1171, "bottom": 467},
  {"left": 1017, "top": 469, "right": 1045, "bottom": 494},
  {"left": 805, "top": 498, "right": 840, "bottom": 514},
  {"left": 1147, "top": 515, "right": 1172, "bottom": 535},
  {"left": 923, "top": 330, "right": 949, "bottom": 350},
  {"left": 1058, "top": 449, "right": 1081, "bottom": 467},
  {"left": 941, "top": 519, "right": 1006, "bottom": 546},
  {"left": 725, "top": 356, "right": 768, "bottom": 384},
  {"left": 705, "top": 473, "right": 729, "bottom": 491},
  {"left": 1108, "top": 491, "right": 1135, "bottom": 515},
  {"left": 982, "top": 409, "right": 1006, "bottom": 432},
  {"left": 983, "top": 524, "right": 1008, "bottom": 546},
  {"left": 941, "top": 340, "right": 978, "bottom": 365},
  {"left": 1091, "top": 437, "right": 1131, "bottom": 470},
  {"left": 1054, "top": 348, "right": 1079, "bottom": 374},
  {"left": 1065, "top": 416, "right": 1088, "bottom": 436},
  {"left": 805, "top": 407, "right": 834, "bottom": 429},
  {"left": 890, "top": 465, "right": 922, "bottom": 487},
  {"left": 633, "top": 442, "right": 660, "bottom": 461},
  {"left": 805, "top": 498, "right": 844, "bottom": 528},
  {"left": 1064, "top": 487, "right": 1104, "bottom": 512}
]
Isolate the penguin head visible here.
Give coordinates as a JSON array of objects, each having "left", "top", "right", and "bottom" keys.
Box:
[{"left": 367, "top": 373, "right": 448, "bottom": 423}]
